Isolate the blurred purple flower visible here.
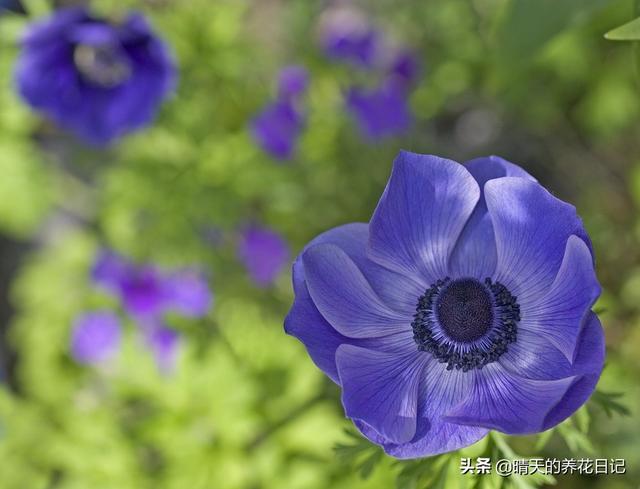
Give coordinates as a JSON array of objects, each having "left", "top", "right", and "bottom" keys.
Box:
[
  {"left": 319, "top": 7, "right": 380, "bottom": 68},
  {"left": 238, "top": 226, "right": 290, "bottom": 287},
  {"left": 388, "top": 50, "right": 421, "bottom": 89},
  {"left": 118, "top": 265, "right": 168, "bottom": 319},
  {"left": 92, "top": 250, "right": 212, "bottom": 319},
  {"left": 15, "top": 7, "right": 176, "bottom": 145},
  {"left": 346, "top": 82, "right": 412, "bottom": 140},
  {"left": 90, "top": 250, "right": 211, "bottom": 373},
  {"left": 70, "top": 311, "right": 121, "bottom": 365},
  {"left": 277, "top": 65, "right": 309, "bottom": 101},
  {"left": 143, "top": 321, "right": 180, "bottom": 374},
  {"left": 91, "top": 249, "right": 128, "bottom": 293},
  {"left": 250, "top": 100, "right": 304, "bottom": 161},
  {"left": 165, "top": 269, "right": 213, "bottom": 318}
]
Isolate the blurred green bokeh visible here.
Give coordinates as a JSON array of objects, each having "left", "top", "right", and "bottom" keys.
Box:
[{"left": 0, "top": 0, "right": 638, "bottom": 488}]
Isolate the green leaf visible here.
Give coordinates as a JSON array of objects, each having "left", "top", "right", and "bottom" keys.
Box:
[
  {"left": 590, "top": 390, "right": 631, "bottom": 417},
  {"left": 557, "top": 421, "right": 595, "bottom": 454},
  {"left": 358, "top": 449, "right": 384, "bottom": 479},
  {"left": 534, "top": 429, "right": 555, "bottom": 451},
  {"left": 394, "top": 455, "right": 451, "bottom": 489},
  {"left": 491, "top": 433, "right": 556, "bottom": 488},
  {"left": 605, "top": 16, "right": 640, "bottom": 40},
  {"left": 574, "top": 406, "right": 590, "bottom": 433},
  {"left": 495, "top": 0, "right": 612, "bottom": 65},
  {"left": 333, "top": 428, "right": 384, "bottom": 480}
]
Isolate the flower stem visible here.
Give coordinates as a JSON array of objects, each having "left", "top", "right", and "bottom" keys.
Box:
[{"left": 246, "top": 388, "right": 330, "bottom": 452}]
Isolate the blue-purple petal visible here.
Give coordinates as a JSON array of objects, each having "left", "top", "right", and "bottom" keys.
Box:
[
  {"left": 444, "top": 363, "right": 576, "bottom": 434},
  {"left": 368, "top": 151, "right": 480, "bottom": 284},
  {"left": 284, "top": 265, "right": 351, "bottom": 383},
  {"left": 542, "top": 314, "right": 604, "bottom": 429},
  {"left": 302, "top": 243, "right": 411, "bottom": 338},
  {"left": 336, "top": 345, "right": 425, "bottom": 444},
  {"left": 285, "top": 223, "right": 424, "bottom": 383},
  {"left": 448, "top": 156, "right": 536, "bottom": 279},
  {"left": 485, "top": 177, "right": 591, "bottom": 308},
  {"left": 519, "top": 235, "right": 600, "bottom": 361},
  {"left": 296, "top": 222, "right": 424, "bottom": 314},
  {"left": 373, "top": 360, "right": 489, "bottom": 458}
]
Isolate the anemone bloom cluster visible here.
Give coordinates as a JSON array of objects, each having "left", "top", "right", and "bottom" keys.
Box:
[
  {"left": 15, "top": 7, "right": 176, "bottom": 145},
  {"left": 70, "top": 251, "right": 212, "bottom": 373},
  {"left": 285, "top": 151, "right": 604, "bottom": 458}
]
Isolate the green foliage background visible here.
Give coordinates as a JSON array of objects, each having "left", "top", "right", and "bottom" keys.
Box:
[{"left": 0, "top": 0, "right": 638, "bottom": 488}]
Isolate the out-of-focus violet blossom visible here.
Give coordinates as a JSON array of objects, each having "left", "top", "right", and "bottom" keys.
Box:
[
  {"left": 89, "top": 250, "right": 212, "bottom": 373},
  {"left": 250, "top": 101, "right": 304, "bottom": 161},
  {"left": 387, "top": 49, "right": 421, "bottom": 89},
  {"left": 346, "top": 82, "right": 412, "bottom": 140},
  {"left": 251, "top": 65, "right": 309, "bottom": 161},
  {"left": 70, "top": 311, "right": 121, "bottom": 365},
  {"left": 15, "top": 7, "right": 176, "bottom": 145},
  {"left": 277, "top": 65, "right": 309, "bottom": 101},
  {"left": 92, "top": 250, "right": 212, "bottom": 320},
  {"left": 238, "top": 225, "right": 290, "bottom": 287},
  {"left": 142, "top": 321, "right": 180, "bottom": 374},
  {"left": 318, "top": 7, "right": 380, "bottom": 68}
]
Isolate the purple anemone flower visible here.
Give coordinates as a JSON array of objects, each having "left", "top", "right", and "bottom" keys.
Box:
[
  {"left": 239, "top": 225, "right": 290, "bottom": 287},
  {"left": 70, "top": 311, "right": 121, "bottom": 365},
  {"left": 285, "top": 151, "right": 604, "bottom": 458},
  {"left": 346, "top": 82, "right": 412, "bottom": 140},
  {"left": 15, "top": 7, "right": 176, "bottom": 145}
]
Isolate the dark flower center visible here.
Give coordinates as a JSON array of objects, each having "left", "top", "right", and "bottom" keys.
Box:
[
  {"left": 412, "top": 277, "right": 520, "bottom": 372},
  {"left": 436, "top": 278, "right": 493, "bottom": 342},
  {"left": 74, "top": 44, "right": 131, "bottom": 88}
]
